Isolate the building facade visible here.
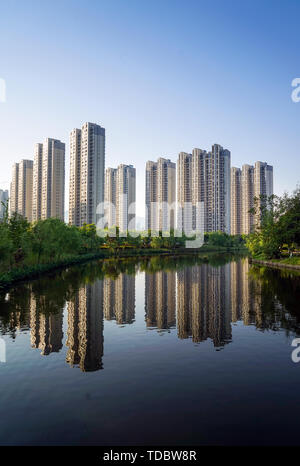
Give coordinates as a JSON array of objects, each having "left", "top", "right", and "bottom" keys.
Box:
[
  {"left": 208, "top": 144, "right": 231, "bottom": 234},
  {"left": 104, "top": 167, "right": 117, "bottom": 228},
  {"left": 177, "top": 152, "right": 193, "bottom": 234},
  {"left": 0, "top": 189, "right": 9, "bottom": 218},
  {"left": 104, "top": 164, "right": 136, "bottom": 232},
  {"left": 69, "top": 122, "right": 105, "bottom": 227},
  {"left": 80, "top": 122, "right": 105, "bottom": 226},
  {"left": 69, "top": 129, "right": 82, "bottom": 226},
  {"left": 230, "top": 161, "right": 273, "bottom": 234},
  {"left": 41, "top": 138, "right": 65, "bottom": 221},
  {"left": 10, "top": 159, "right": 33, "bottom": 221},
  {"left": 231, "top": 167, "right": 242, "bottom": 235},
  {"left": 241, "top": 164, "right": 254, "bottom": 234},
  {"left": 32, "top": 143, "right": 43, "bottom": 221},
  {"left": 145, "top": 157, "right": 176, "bottom": 232},
  {"left": 10, "top": 162, "right": 19, "bottom": 217},
  {"left": 177, "top": 144, "right": 231, "bottom": 235}
]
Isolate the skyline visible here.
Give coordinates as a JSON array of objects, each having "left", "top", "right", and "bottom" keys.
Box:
[
  {"left": 1, "top": 0, "right": 299, "bottom": 218},
  {"left": 8, "top": 135, "right": 273, "bottom": 236}
]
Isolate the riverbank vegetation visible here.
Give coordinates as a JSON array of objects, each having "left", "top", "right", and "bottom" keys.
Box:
[
  {"left": 246, "top": 189, "right": 300, "bottom": 260},
  {"left": 0, "top": 202, "right": 246, "bottom": 287}
]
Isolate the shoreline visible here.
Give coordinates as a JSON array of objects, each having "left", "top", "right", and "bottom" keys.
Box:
[
  {"left": 0, "top": 246, "right": 247, "bottom": 292},
  {"left": 250, "top": 258, "right": 300, "bottom": 271}
]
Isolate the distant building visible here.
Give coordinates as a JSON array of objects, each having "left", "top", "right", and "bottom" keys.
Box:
[
  {"left": 177, "top": 152, "right": 193, "bottom": 234},
  {"left": 241, "top": 164, "right": 254, "bottom": 234},
  {"left": 145, "top": 157, "right": 176, "bottom": 232},
  {"left": 254, "top": 161, "right": 273, "bottom": 226},
  {"left": 230, "top": 161, "right": 273, "bottom": 234},
  {"left": 69, "top": 122, "right": 105, "bottom": 227},
  {"left": 10, "top": 159, "right": 33, "bottom": 221},
  {"left": 231, "top": 167, "right": 242, "bottom": 235},
  {"left": 41, "top": 138, "right": 65, "bottom": 221},
  {"left": 0, "top": 189, "right": 9, "bottom": 218},
  {"left": 177, "top": 144, "right": 231, "bottom": 234},
  {"left": 105, "top": 164, "right": 136, "bottom": 232},
  {"left": 32, "top": 143, "right": 43, "bottom": 221},
  {"left": 104, "top": 167, "right": 117, "bottom": 228}
]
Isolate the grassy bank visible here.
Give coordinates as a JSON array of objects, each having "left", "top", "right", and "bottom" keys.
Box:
[
  {"left": 0, "top": 244, "right": 247, "bottom": 292},
  {"left": 250, "top": 257, "right": 300, "bottom": 271}
]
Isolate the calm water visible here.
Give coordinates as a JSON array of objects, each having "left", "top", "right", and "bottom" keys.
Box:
[{"left": 0, "top": 254, "right": 300, "bottom": 446}]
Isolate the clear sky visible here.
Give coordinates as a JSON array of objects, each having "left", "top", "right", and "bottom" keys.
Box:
[{"left": 0, "top": 0, "right": 299, "bottom": 217}]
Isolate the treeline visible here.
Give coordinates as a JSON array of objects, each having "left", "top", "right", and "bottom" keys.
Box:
[
  {"left": 0, "top": 202, "right": 245, "bottom": 275},
  {"left": 246, "top": 189, "right": 300, "bottom": 259}
]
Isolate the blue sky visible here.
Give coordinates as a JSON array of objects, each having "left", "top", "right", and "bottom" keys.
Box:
[{"left": 0, "top": 0, "right": 299, "bottom": 216}]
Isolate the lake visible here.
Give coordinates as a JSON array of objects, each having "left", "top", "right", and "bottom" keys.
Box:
[{"left": 0, "top": 253, "right": 300, "bottom": 446}]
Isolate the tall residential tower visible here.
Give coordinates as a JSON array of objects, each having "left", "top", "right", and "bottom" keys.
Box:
[
  {"left": 69, "top": 122, "right": 105, "bottom": 227},
  {"left": 145, "top": 157, "right": 176, "bottom": 232},
  {"left": 10, "top": 159, "right": 33, "bottom": 221},
  {"left": 41, "top": 138, "right": 65, "bottom": 221},
  {"left": 105, "top": 164, "right": 136, "bottom": 231}
]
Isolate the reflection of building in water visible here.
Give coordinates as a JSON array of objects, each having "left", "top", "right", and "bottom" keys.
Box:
[
  {"left": 231, "top": 260, "right": 243, "bottom": 323},
  {"left": 103, "top": 274, "right": 135, "bottom": 325},
  {"left": 30, "top": 295, "right": 63, "bottom": 355},
  {"left": 230, "top": 258, "right": 263, "bottom": 327},
  {"left": 177, "top": 264, "right": 232, "bottom": 346},
  {"left": 66, "top": 280, "right": 104, "bottom": 371},
  {"left": 145, "top": 271, "right": 176, "bottom": 330}
]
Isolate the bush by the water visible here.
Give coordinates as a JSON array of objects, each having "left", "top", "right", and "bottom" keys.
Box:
[
  {"left": 0, "top": 201, "right": 245, "bottom": 280},
  {"left": 246, "top": 189, "right": 300, "bottom": 259}
]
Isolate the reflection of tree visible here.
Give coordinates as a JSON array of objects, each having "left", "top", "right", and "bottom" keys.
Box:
[
  {"left": 0, "top": 285, "right": 31, "bottom": 338},
  {"left": 248, "top": 266, "right": 300, "bottom": 335}
]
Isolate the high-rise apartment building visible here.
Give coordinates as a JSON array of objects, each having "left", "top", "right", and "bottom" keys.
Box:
[
  {"left": 116, "top": 164, "right": 136, "bottom": 232},
  {"left": 18, "top": 159, "right": 33, "bottom": 222},
  {"left": 145, "top": 157, "right": 176, "bottom": 231},
  {"left": 0, "top": 189, "right": 9, "bottom": 218},
  {"left": 192, "top": 148, "right": 208, "bottom": 232},
  {"left": 231, "top": 167, "right": 242, "bottom": 235},
  {"left": 104, "top": 168, "right": 117, "bottom": 228},
  {"left": 69, "top": 122, "right": 105, "bottom": 227},
  {"left": 208, "top": 144, "right": 231, "bottom": 233},
  {"left": 177, "top": 152, "right": 193, "bottom": 234},
  {"left": 104, "top": 164, "right": 136, "bottom": 231},
  {"left": 177, "top": 144, "right": 231, "bottom": 234},
  {"left": 41, "top": 138, "right": 65, "bottom": 221},
  {"left": 10, "top": 163, "right": 19, "bottom": 217},
  {"left": 80, "top": 122, "right": 105, "bottom": 226},
  {"left": 10, "top": 159, "right": 33, "bottom": 221},
  {"left": 69, "top": 129, "right": 82, "bottom": 226},
  {"left": 254, "top": 161, "right": 274, "bottom": 226},
  {"left": 32, "top": 143, "right": 43, "bottom": 221},
  {"left": 241, "top": 164, "right": 254, "bottom": 234},
  {"left": 230, "top": 161, "right": 273, "bottom": 234}
]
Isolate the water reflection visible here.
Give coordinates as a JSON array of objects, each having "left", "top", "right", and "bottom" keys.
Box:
[
  {"left": 66, "top": 282, "right": 104, "bottom": 372},
  {"left": 145, "top": 271, "right": 176, "bottom": 330},
  {"left": 104, "top": 273, "right": 135, "bottom": 325},
  {"left": 1, "top": 254, "right": 300, "bottom": 373}
]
